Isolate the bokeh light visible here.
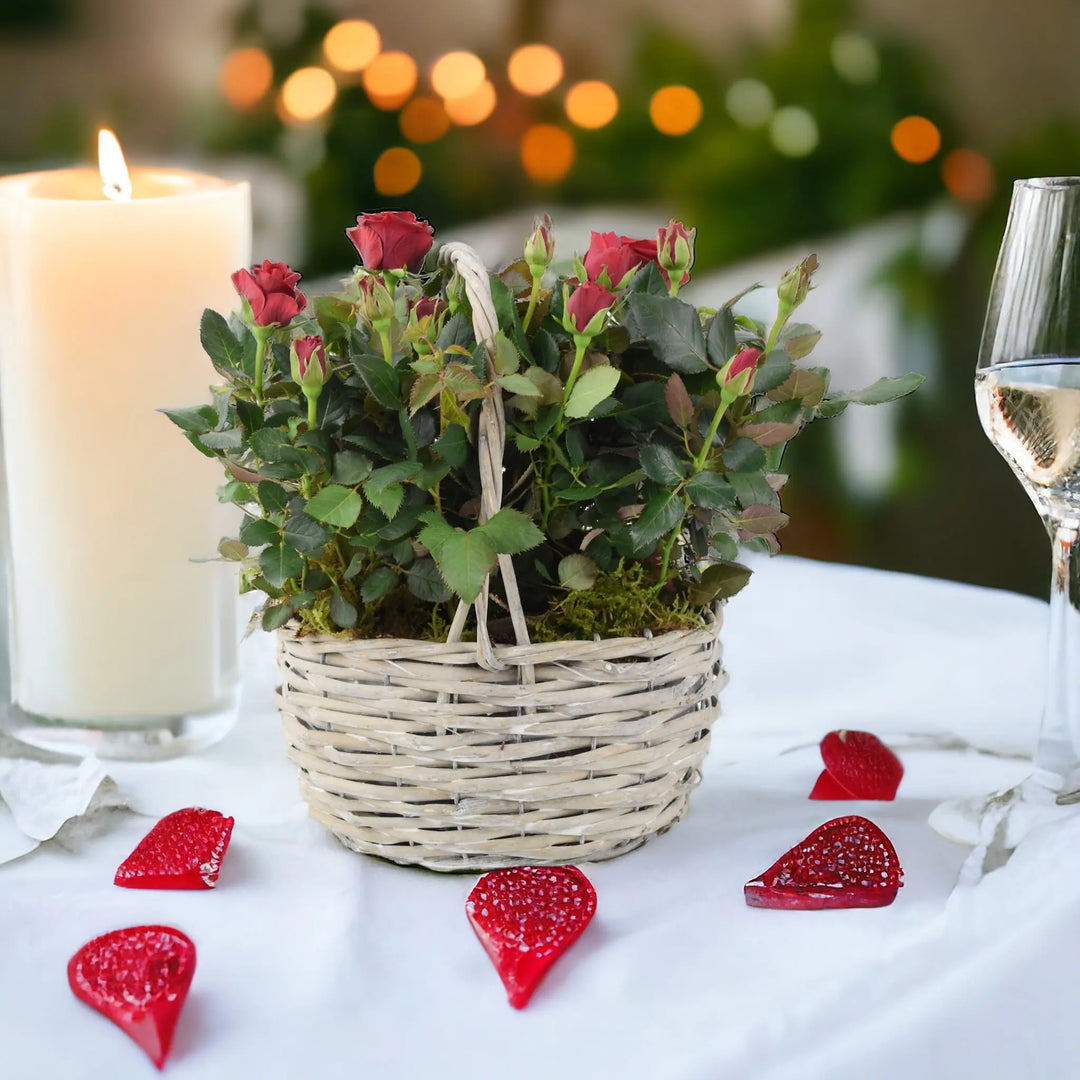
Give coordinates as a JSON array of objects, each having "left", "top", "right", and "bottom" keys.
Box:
[
  {"left": 363, "top": 51, "right": 418, "bottom": 111},
  {"left": 565, "top": 81, "right": 619, "bottom": 129},
  {"left": 220, "top": 47, "right": 273, "bottom": 110},
  {"left": 431, "top": 51, "right": 486, "bottom": 101},
  {"left": 521, "top": 124, "right": 575, "bottom": 183},
  {"left": 830, "top": 33, "right": 880, "bottom": 84},
  {"left": 444, "top": 80, "right": 497, "bottom": 126},
  {"left": 942, "top": 148, "right": 995, "bottom": 202},
  {"left": 400, "top": 96, "right": 451, "bottom": 143},
  {"left": 279, "top": 67, "right": 337, "bottom": 124},
  {"left": 322, "top": 20, "right": 380, "bottom": 73},
  {"left": 507, "top": 44, "right": 564, "bottom": 96},
  {"left": 374, "top": 147, "right": 422, "bottom": 195},
  {"left": 770, "top": 106, "right": 819, "bottom": 157},
  {"left": 649, "top": 86, "right": 703, "bottom": 136},
  {"left": 891, "top": 115, "right": 941, "bottom": 163},
  {"left": 725, "top": 79, "right": 774, "bottom": 128}
]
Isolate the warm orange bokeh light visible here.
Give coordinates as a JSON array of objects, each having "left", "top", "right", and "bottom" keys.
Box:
[
  {"left": 220, "top": 47, "right": 273, "bottom": 110},
  {"left": 373, "top": 147, "right": 423, "bottom": 196},
  {"left": 400, "top": 96, "right": 451, "bottom": 143},
  {"left": 363, "top": 51, "right": 418, "bottom": 110},
  {"left": 430, "top": 51, "right": 486, "bottom": 101},
  {"left": 565, "top": 81, "right": 618, "bottom": 130},
  {"left": 942, "top": 148, "right": 995, "bottom": 202},
  {"left": 507, "top": 43, "right": 564, "bottom": 96},
  {"left": 279, "top": 67, "right": 337, "bottom": 124},
  {"left": 891, "top": 115, "right": 941, "bottom": 163},
  {"left": 520, "top": 124, "right": 575, "bottom": 183},
  {"left": 322, "top": 20, "right": 381, "bottom": 73},
  {"left": 444, "top": 80, "right": 497, "bottom": 126},
  {"left": 649, "top": 86, "right": 703, "bottom": 136}
]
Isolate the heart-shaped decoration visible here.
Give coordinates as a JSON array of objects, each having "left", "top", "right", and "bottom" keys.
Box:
[
  {"left": 115, "top": 807, "right": 234, "bottom": 890},
  {"left": 466, "top": 865, "right": 597, "bottom": 1009},
  {"left": 745, "top": 815, "right": 904, "bottom": 909},
  {"left": 810, "top": 730, "right": 903, "bottom": 800},
  {"left": 68, "top": 925, "right": 196, "bottom": 1069}
]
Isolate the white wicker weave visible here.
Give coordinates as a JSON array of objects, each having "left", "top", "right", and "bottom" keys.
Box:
[{"left": 276, "top": 243, "right": 728, "bottom": 871}]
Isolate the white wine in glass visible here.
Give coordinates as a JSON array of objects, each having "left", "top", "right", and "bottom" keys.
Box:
[{"left": 950, "top": 179, "right": 1080, "bottom": 861}]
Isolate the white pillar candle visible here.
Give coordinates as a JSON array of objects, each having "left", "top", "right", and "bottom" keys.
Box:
[{"left": 0, "top": 143, "right": 250, "bottom": 721}]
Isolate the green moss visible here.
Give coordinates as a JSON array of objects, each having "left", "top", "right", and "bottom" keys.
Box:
[
  {"left": 293, "top": 586, "right": 457, "bottom": 641},
  {"left": 529, "top": 563, "right": 708, "bottom": 642}
]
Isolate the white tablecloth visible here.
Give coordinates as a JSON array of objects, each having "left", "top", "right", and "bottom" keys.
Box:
[{"left": 0, "top": 555, "right": 1066, "bottom": 1080}]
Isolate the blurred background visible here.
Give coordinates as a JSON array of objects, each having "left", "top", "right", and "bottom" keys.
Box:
[{"left": 4, "top": 0, "right": 1079, "bottom": 598}]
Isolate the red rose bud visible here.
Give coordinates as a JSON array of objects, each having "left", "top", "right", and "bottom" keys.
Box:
[
  {"left": 563, "top": 282, "right": 615, "bottom": 337},
  {"left": 356, "top": 273, "right": 396, "bottom": 325},
  {"left": 657, "top": 220, "right": 696, "bottom": 290},
  {"left": 409, "top": 295, "right": 445, "bottom": 322},
  {"left": 777, "top": 253, "right": 819, "bottom": 308},
  {"left": 524, "top": 213, "right": 556, "bottom": 277},
  {"left": 719, "top": 346, "right": 761, "bottom": 400},
  {"left": 582, "top": 231, "right": 658, "bottom": 289},
  {"left": 290, "top": 335, "right": 328, "bottom": 395},
  {"left": 346, "top": 210, "right": 435, "bottom": 273},
  {"left": 231, "top": 260, "right": 306, "bottom": 327}
]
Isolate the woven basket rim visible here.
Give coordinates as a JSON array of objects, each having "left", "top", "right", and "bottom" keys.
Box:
[{"left": 276, "top": 605, "right": 721, "bottom": 651}]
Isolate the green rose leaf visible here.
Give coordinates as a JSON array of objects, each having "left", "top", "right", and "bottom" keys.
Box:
[
  {"left": 768, "top": 368, "right": 827, "bottom": 407},
  {"left": 639, "top": 443, "right": 687, "bottom": 486},
  {"left": 161, "top": 404, "right": 218, "bottom": 435},
  {"left": 818, "top": 373, "right": 925, "bottom": 416},
  {"left": 217, "top": 538, "right": 248, "bottom": 562},
  {"left": 436, "top": 529, "right": 498, "bottom": 604},
  {"left": 722, "top": 437, "right": 767, "bottom": 472},
  {"left": 689, "top": 562, "right": 753, "bottom": 604},
  {"left": 198, "top": 429, "right": 244, "bottom": 451},
  {"left": 558, "top": 554, "right": 598, "bottom": 590},
  {"left": 752, "top": 350, "right": 795, "bottom": 394},
  {"left": 352, "top": 353, "right": 404, "bottom": 409},
  {"left": 629, "top": 490, "right": 684, "bottom": 548},
  {"left": 261, "top": 602, "right": 294, "bottom": 631},
  {"left": 625, "top": 293, "right": 709, "bottom": 373},
  {"left": 332, "top": 450, "right": 373, "bottom": 486},
  {"left": 330, "top": 591, "right": 359, "bottom": 629},
  {"left": 363, "top": 481, "right": 404, "bottom": 521},
  {"left": 305, "top": 485, "right": 364, "bottom": 529},
  {"left": 239, "top": 516, "right": 280, "bottom": 547},
  {"left": 283, "top": 512, "right": 330, "bottom": 555},
  {"left": 497, "top": 372, "right": 542, "bottom": 397},
  {"left": 434, "top": 424, "right": 469, "bottom": 467},
  {"left": 360, "top": 566, "right": 399, "bottom": 603},
  {"left": 257, "top": 481, "right": 289, "bottom": 514},
  {"left": 259, "top": 543, "right": 303, "bottom": 589},
  {"left": 200, "top": 309, "right": 246, "bottom": 378},
  {"left": 778, "top": 322, "right": 822, "bottom": 360},
  {"left": 735, "top": 503, "right": 790, "bottom": 535},
  {"left": 407, "top": 557, "right": 454, "bottom": 603},
  {"left": 477, "top": 507, "right": 545, "bottom": 554},
  {"left": 685, "top": 472, "right": 737, "bottom": 509},
  {"left": 565, "top": 365, "right": 621, "bottom": 419},
  {"left": 664, "top": 373, "right": 695, "bottom": 429},
  {"left": 706, "top": 308, "right": 737, "bottom": 368}
]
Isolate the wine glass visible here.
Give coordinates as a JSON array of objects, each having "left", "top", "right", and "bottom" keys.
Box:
[{"left": 934, "top": 177, "right": 1080, "bottom": 870}]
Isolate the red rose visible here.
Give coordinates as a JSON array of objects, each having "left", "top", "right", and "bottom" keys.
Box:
[
  {"left": 346, "top": 210, "right": 435, "bottom": 273},
  {"left": 582, "top": 231, "right": 659, "bottom": 287},
  {"left": 231, "top": 261, "right": 306, "bottom": 327},
  {"left": 565, "top": 282, "right": 615, "bottom": 334}
]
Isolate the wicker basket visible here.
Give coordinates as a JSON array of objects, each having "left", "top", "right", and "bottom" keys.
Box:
[{"left": 275, "top": 242, "right": 729, "bottom": 871}]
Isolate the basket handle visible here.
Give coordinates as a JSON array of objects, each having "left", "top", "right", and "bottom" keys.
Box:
[{"left": 437, "top": 242, "right": 532, "bottom": 670}]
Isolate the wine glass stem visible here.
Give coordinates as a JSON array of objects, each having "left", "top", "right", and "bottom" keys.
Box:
[{"left": 1035, "top": 520, "right": 1080, "bottom": 793}]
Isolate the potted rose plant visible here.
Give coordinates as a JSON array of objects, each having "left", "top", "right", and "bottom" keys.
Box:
[{"left": 169, "top": 209, "right": 920, "bottom": 870}]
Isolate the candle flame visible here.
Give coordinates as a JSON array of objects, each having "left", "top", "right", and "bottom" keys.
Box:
[{"left": 98, "top": 129, "right": 132, "bottom": 202}]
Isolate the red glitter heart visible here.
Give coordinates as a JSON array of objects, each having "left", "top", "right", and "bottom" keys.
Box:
[
  {"left": 811, "top": 730, "right": 903, "bottom": 800},
  {"left": 745, "top": 815, "right": 904, "bottom": 910},
  {"left": 68, "top": 925, "right": 196, "bottom": 1069},
  {"left": 466, "top": 865, "right": 597, "bottom": 1009},
  {"left": 115, "top": 807, "right": 234, "bottom": 890}
]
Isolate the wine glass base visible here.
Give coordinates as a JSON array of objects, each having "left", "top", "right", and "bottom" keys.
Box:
[{"left": 930, "top": 776, "right": 1080, "bottom": 881}]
